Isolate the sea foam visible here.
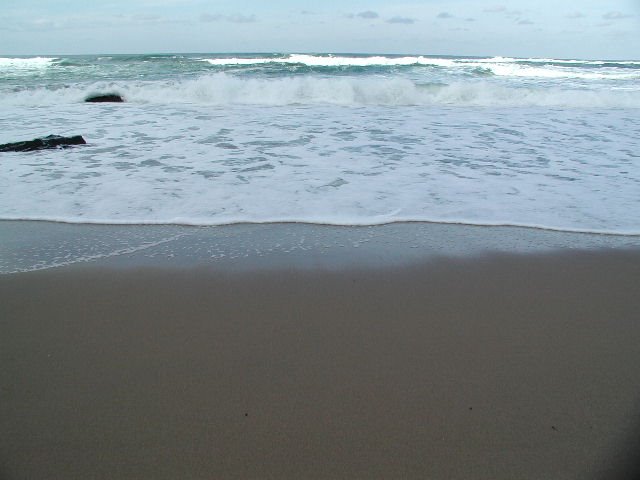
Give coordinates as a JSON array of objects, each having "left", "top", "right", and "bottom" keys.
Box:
[
  {"left": 2, "top": 75, "right": 639, "bottom": 108},
  {"left": 0, "top": 57, "right": 57, "bottom": 69},
  {"left": 1, "top": 102, "right": 638, "bottom": 235}
]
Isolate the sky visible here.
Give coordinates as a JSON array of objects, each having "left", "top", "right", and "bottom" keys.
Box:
[{"left": 1, "top": 0, "right": 639, "bottom": 59}]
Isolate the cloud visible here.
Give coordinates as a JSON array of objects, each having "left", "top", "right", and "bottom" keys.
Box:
[
  {"left": 29, "top": 17, "right": 59, "bottom": 29},
  {"left": 437, "top": 12, "right": 454, "bottom": 19},
  {"left": 465, "top": 17, "right": 476, "bottom": 22},
  {"left": 517, "top": 19, "right": 534, "bottom": 25},
  {"left": 200, "top": 13, "right": 256, "bottom": 23},
  {"left": 356, "top": 11, "right": 379, "bottom": 19},
  {"left": 140, "top": 0, "right": 193, "bottom": 6},
  {"left": 484, "top": 6, "right": 520, "bottom": 16},
  {"left": 603, "top": 11, "right": 634, "bottom": 20},
  {"left": 228, "top": 14, "right": 256, "bottom": 23},
  {"left": 132, "top": 13, "right": 162, "bottom": 22},
  {"left": 565, "top": 12, "right": 585, "bottom": 19},
  {"left": 200, "top": 13, "right": 222, "bottom": 22},
  {"left": 18, "top": 12, "right": 177, "bottom": 31},
  {"left": 386, "top": 16, "right": 415, "bottom": 24}
]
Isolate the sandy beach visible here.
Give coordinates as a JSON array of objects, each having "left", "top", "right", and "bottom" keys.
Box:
[{"left": 1, "top": 222, "right": 640, "bottom": 479}]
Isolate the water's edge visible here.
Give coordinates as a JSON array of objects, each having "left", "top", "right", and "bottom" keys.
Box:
[{"left": 2, "top": 219, "right": 640, "bottom": 274}]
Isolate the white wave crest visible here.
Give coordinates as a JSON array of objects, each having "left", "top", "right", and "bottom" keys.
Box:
[
  {"left": 202, "top": 54, "right": 457, "bottom": 67},
  {"left": 2, "top": 74, "right": 639, "bottom": 108},
  {"left": 472, "top": 56, "right": 640, "bottom": 66},
  {"left": 422, "top": 82, "right": 640, "bottom": 107},
  {"left": 473, "top": 62, "right": 639, "bottom": 80},
  {"left": 0, "top": 57, "right": 57, "bottom": 70},
  {"left": 200, "top": 54, "right": 640, "bottom": 80}
]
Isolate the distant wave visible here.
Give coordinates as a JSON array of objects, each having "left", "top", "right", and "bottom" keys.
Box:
[
  {"left": 202, "top": 54, "right": 458, "bottom": 68},
  {"left": 3, "top": 54, "right": 639, "bottom": 81},
  {"left": 480, "top": 63, "right": 638, "bottom": 80},
  {"left": 200, "top": 54, "right": 640, "bottom": 80},
  {"left": 200, "top": 53, "right": 640, "bottom": 67},
  {"left": 3, "top": 74, "right": 639, "bottom": 108},
  {"left": 0, "top": 57, "right": 58, "bottom": 69},
  {"left": 471, "top": 56, "right": 640, "bottom": 66}
]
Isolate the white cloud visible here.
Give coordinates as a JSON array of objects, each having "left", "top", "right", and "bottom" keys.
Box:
[
  {"left": 228, "top": 14, "right": 256, "bottom": 23},
  {"left": 132, "top": 13, "right": 162, "bottom": 22},
  {"left": 603, "top": 11, "right": 634, "bottom": 20},
  {"left": 30, "top": 18, "right": 60, "bottom": 29},
  {"left": 437, "top": 12, "right": 454, "bottom": 19},
  {"left": 200, "top": 13, "right": 256, "bottom": 23},
  {"left": 484, "top": 6, "right": 520, "bottom": 17},
  {"left": 484, "top": 5, "right": 506, "bottom": 13}
]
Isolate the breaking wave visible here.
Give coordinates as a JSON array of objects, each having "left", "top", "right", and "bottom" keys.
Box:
[
  {"left": 2, "top": 74, "right": 639, "bottom": 108},
  {"left": 0, "top": 56, "right": 58, "bottom": 70},
  {"left": 2, "top": 54, "right": 639, "bottom": 81},
  {"left": 202, "top": 54, "right": 458, "bottom": 68},
  {"left": 200, "top": 54, "right": 640, "bottom": 79}
]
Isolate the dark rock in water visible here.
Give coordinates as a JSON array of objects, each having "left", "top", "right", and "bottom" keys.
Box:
[
  {"left": 85, "top": 94, "right": 124, "bottom": 103},
  {"left": 0, "top": 135, "right": 87, "bottom": 152}
]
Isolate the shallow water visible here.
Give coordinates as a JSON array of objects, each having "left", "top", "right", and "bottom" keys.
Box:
[{"left": 2, "top": 220, "right": 640, "bottom": 274}]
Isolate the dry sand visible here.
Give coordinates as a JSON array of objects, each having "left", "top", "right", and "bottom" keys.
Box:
[{"left": 1, "top": 249, "right": 640, "bottom": 479}]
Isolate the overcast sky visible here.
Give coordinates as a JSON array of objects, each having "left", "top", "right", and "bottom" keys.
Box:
[{"left": 1, "top": 0, "right": 639, "bottom": 59}]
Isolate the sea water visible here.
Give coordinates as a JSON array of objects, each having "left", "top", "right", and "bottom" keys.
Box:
[{"left": 1, "top": 53, "right": 639, "bottom": 234}]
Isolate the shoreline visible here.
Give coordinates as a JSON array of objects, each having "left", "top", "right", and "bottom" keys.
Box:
[
  {"left": 3, "top": 217, "right": 640, "bottom": 236},
  {"left": 2, "top": 220, "right": 640, "bottom": 274}
]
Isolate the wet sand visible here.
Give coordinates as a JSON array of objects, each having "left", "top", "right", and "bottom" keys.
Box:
[{"left": 1, "top": 246, "right": 640, "bottom": 479}]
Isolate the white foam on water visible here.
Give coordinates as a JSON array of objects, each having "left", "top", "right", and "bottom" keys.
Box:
[
  {"left": 468, "top": 57, "right": 640, "bottom": 66},
  {"left": 1, "top": 232, "right": 191, "bottom": 274},
  {"left": 201, "top": 54, "right": 640, "bottom": 68},
  {"left": 473, "top": 62, "right": 639, "bottom": 80},
  {"left": 202, "top": 54, "right": 458, "bottom": 67},
  {"left": 203, "top": 57, "right": 277, "bottom": 65},
  {"left": 1, "top": 103, "right": 638, "bottom": 235},
  {"left": 0, "top": 57, "right": 58, "bottom": 70},
  {"left": 2, "top": 75, "right": 639, "bottom": 107},
  {"left": 199, "top": 54, "right": 640, "bottom": 80}
]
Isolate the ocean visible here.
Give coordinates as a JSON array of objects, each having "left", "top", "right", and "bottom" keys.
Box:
[{"left": 1, "top": 53, "right": 639, "bottom": 234}]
